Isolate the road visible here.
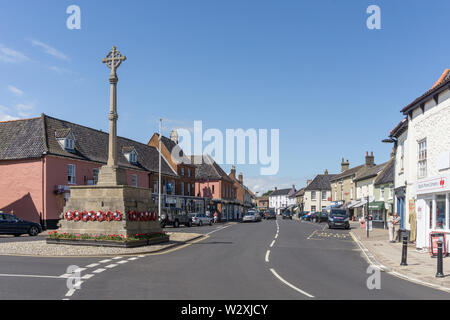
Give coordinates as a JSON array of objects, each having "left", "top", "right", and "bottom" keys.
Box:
[{"left": 0, "top": 217, "right": 449, "bottom": 300}]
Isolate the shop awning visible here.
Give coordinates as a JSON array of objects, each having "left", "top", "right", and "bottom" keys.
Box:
[
  {"left": 347, "top": 200, "right": 361, "bottom": 209},
  {"left": 369, "top": 201, "right": 385, "bottom": 210}
]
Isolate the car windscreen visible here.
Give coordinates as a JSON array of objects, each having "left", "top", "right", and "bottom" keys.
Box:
[{"left": 330, "top": 210, "right": 347, "bottom": 217}]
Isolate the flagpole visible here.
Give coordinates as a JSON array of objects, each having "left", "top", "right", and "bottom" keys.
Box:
[{"left": 159, "top": 118, "right": 162, "bottom": 219}]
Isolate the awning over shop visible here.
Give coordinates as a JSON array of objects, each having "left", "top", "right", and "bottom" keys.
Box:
[
  {"left": 368, "top": 201, "right": 385, "bottom": 210},
  {"left": 347, "top": 200, "right": 361, "bottom": 209},
  {"left": 349, "top": 199, "right": 368, "bottom": 209}
]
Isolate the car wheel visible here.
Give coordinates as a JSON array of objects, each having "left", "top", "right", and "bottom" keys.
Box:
[
  {"left": 186, "top": 220, "right": 192, "bottom": 228},
  {"left": 199, "top": 221, "right": 203, "bottom": 226},
  {"left": 28, "top": 226, "right": 39, "bottom": 237},
  {"left": 173, "top": 220, "right": 180, "bottom": 228},
  {"left": 209, "top": 220, "right": 213, "bottom": 226}
]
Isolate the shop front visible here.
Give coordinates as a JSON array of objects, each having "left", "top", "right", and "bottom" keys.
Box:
[
  {"left": 368, "top": 201, "right": 387, "bottom": 229},
  {"left": 415, "top": 174, "right": 450, "bottom": 250}
]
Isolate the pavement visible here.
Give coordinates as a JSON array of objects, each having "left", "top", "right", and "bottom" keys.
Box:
[
  {"left": 351, "top": 225, "right": 450, "bottom": 292},
  {"left": 0, "top": 217, "right": 449, "bottom": 300}
]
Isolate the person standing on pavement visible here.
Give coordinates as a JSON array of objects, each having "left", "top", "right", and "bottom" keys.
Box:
[
  {"left": 393, "top": 212, "right": 401, "bottom": 242},
  {"left": 387, "top": 213, "right": 395, "bottom": 243}
]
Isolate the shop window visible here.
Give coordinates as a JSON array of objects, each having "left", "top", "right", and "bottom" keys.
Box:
[{"left": 436, "top": 195, "right": 446, "bottom": 230}]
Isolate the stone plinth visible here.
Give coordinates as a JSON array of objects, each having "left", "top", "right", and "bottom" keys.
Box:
[
  {"left": 96, "top": 165, "right": 127, "bottom": 186},
  {"left": 58, "top": 185, "right": 161, "bottom": 236}
]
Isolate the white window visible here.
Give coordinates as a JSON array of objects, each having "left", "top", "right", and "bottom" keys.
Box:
[
  {"left": 389, "top": 186, "right": 393, "bottom": 200},
  {"left": 322, "top": 191, "right": 327, "bottom": 201},
  {"left": 311, "top": 205, "right": 316, "bottom": 213},
  {"left": 311, "top": 191, "right": 316, "bottom": 200},
  {"left": 400, "top": 141, "right": 405, "bottom": 171},
  {"left": 131, "top": 174, "right": 138, "bottom": 187},
  {"left": 418, "top": 139, "right": 427, "bottom": 178},
  {"left": 130, "top": 152, "right": 137, "bottom": 164},
  {"left": 181, "top": 168, "right": 185, "bottom": 176},
  {"left": 380, "top": 187, "right": 385, "bottom": 201},
  {"left": 334, "top": 191, "right": 337, "bottom": 201},
  {"left": 350, "top": 188, "right": 354, "bottom": 199},
  {"left": 65, "top": 138, "right": 75, "bottom": 150},
  {"left": 68, "top": 164, "right": 76, "bottom": 184},
  {"left": 181, "top": 183, "right": 185, "bottom": 195},
  {"left": 188, "top": 168, "right": 191, "bottom": 177},
  {"left": 188, "top": 183, "right": 191, "bottom": 196}
]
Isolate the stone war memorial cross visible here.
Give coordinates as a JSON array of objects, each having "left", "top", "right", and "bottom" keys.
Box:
[{"left": 53, "top": 47, "right": 168, "bottom": 247}]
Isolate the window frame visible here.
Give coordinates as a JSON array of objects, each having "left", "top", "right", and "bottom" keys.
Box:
[{"left": 68, "top": 164, "right": 76, "bottom": 185}]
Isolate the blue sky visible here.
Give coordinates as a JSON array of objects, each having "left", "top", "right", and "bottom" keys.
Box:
[{"left": 0, "top": 0, "right": 449, "bottom": 194}]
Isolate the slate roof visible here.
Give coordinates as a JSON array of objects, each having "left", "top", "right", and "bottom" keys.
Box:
[
  {"left": 375, "top": 159, "right": 394, "bottom": 186},
  {"left": 190, "top": 155, "right": 233, "bottom": 182},
  {"left": 354, "top": 162, "right": 387, "bottom": 182},
  {"left": 304, "top": 174, "right": 336, "bottom": 191},
  {"left": 0, "top": 114, "right": 178, "bottom": 177},
  {"left": 270, "top": 188, "right": 292, "bottom": 197},
  {"left": 154, "top": 133, "right": 192, "bottom": 165},
  {"left": 330, "top": 164, "right": 365, "bottom": 182}
]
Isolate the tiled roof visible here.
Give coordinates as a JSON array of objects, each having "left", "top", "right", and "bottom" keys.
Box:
[
  {"left": 354, "top": 163, "right": 387, "bottom": 182},
  {"left": 270, "top": 188, "right": 292, "bottom": 197},
  {"left": 305, "top": 174, "right": 336, "bottom": 191},
  {"left": 330, "top": 164, "right": 365, "bottom": 182},
  {"left": 389, "top": 117, "right": 408, "bottom": 138},
  {"left": 401, "top": 69, "right": 450, "bottom": 114},
  {"left": 375, "top": 159, "right": 394, "bottom": 185},
  {"left": 0, "top": 117, "right": 46, "bottom": 160},
  {"left": 0, "top": 114, "right": 178, "bottom": 177},
  {"left": 190, "top": 155, "right": 233, "bottom": 182}
]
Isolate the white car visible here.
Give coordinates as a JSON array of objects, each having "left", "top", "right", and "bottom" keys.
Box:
[
  {"left": 191, "top": 213, "right": 213, "bottom": 226},
  {"left": 242, "top": 211, "right": 261, "bottom": 222}
]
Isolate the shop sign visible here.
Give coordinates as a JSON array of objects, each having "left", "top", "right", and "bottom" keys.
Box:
[
  {"left": 429, "top": 232, "right": 447, "bottom": 257},
  {"left": 416, "top": 175, "right": 449, "bottom": 195}
]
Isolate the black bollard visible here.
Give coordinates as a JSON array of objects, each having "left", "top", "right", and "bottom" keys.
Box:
[
  {"left": 436, "top": 241, "right": 444, "bottom": 278},
  {"left": 400, "top": 236, "right": 408, "bottom": 266}
]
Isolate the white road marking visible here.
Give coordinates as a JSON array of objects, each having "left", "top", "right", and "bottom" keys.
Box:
[
  {"left": 270, "top": 240, "right": 276, "bottom": 248},
  {"left": 99, "top": 259, "right": 112, "bottom": 263},
  {"left": 205, "top": 224, "right": 231, "bottom": 236},
  {"left": 92, "top": 268, "right": 106, "bottom": 274},
  {"left": 270, "top": 269, "right": 315, "bottom": 298},
  {"left": 118, "top": 260, "right": 128, "bottom": 264},
  {"left": 85, "top": 263, "right": 100, "bottom": 268},
  {"left": 74, "top": 268, "right": 86, "bottom": 273},
  {"left": 0, "top": 273, "right": 63, "bottom": 279},
  {"left": 275, "top": 233, "right": 278, "bottom": 239},
  {"left": 105, "top": 264, "right": 118, "bottom": 269},
  {"left": 81, "top": 274, "right": 94, "bottom": 280},
  {"left": 128, "top": 257, "right": 138, "bottom": 261},
  {"left": 65, "top": 289, "right": 76, "bottom": 297},
  {"left": 265, "top": 250, "right": 271, "bottom": 263}
]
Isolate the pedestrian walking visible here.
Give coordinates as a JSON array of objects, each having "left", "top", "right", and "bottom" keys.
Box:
[
  {"left": 214, "top": 211, "right": 218, "bottom": 224},
  {"left": 393, "top": 212, "right": 401, "bottom": 242}
]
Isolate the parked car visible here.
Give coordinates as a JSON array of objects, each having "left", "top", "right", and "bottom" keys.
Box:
[
  {"left": 264, "top": 210, "right": 276, "bottom": 220},
  {"left": 300, "top": 212, "right": 311, "bottom": 220},
  {"left": 191, "top": 213, "right": 213, "bottom": 226},
  {"left": 316, "top": 211, "right": 329, "bottom": 223},
  {"left": 309, "top": 212, "right": 319, "bottom": 222},
  {"left": 328, "top": 209, "right": 350, "bottom": 229},
  {"left": 160, "top": 208, "right": 192, "bottom": 228},
  {"left": 281, "top": 210, "right": 293, "bottom": 220},
  {"left": 0, "top": 213, "right": 42, "bottom": 237},
  {"left": 242, "top": 211, "right": 261, "bottom": 223}
]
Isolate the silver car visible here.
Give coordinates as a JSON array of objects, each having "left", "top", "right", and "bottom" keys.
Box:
[
  {"left": 191, "top": 213, "right": 213, "bottom": 226},
  {"left": 242, "top": 211, "right": 261, "bottom": 223}
]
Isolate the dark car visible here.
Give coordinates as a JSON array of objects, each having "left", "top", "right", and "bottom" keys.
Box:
[
  {"left": 281, "top": 210, "right": 293, "bottom": 220},
  {"left": 0, "top": 213, "right": 42, "bottom": 237},
  {"left": 316, "top": 211, "right": 328, "bottom": 223},
  {"left": 309, "top": 212, "right": 319, "bottom": 222},
  {"left": 264, "top": 209, "right": 276, "bottom": 220},
  {"left": 160, "top": 208, "right": 192, "bottom": 228},
  {"left": 328, "top": 209, "right": 350, "bottom": 229}
]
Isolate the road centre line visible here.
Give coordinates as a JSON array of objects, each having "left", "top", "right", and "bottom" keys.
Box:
[
  {"left": 270, "top": 269, "right": 315, "bottom": 298},
  {"left": 205, "top": 224, "right": 231, "bottom": 236},
  {"left": 265, "top": 250, "right": 270, "bottom": 263},
  {"left": 270, "top": 240, "right": 276, "bottom": 248}
]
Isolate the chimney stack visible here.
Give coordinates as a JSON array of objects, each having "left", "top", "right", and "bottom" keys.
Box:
[
  {"left": 341, "top": 158, "right": 350, "bottom": 172},
  {"left": 365, "top": 151, "right": 375, "bottom": 167},
  {"left": 324, "top": 169, "right": 328, "bottom": 175},
  {"left": 230, "top": 166, "right": 236, "bottom": 179},
  {"left": 238, "top": 172, "right": 243, "bottom": 184}
]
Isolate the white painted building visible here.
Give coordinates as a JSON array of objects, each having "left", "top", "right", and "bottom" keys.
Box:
[
  {"left": 269, "top": 186, "right": 297, "bottom": 215},
  {"left": 389, "top": 69, "right": 450, "bottom": 249}
]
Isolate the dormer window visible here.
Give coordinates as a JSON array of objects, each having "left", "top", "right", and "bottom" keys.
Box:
[
  {"left": 55, "top": 129, "right": 76, "bottom": 152},
  {"left": 123, "top": 146, "right": 138, "bottom": 164}
]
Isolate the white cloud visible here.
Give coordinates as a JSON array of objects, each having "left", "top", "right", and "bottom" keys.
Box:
[
  {"left": 31, "top": 40, "right": 69, "bottom": 61},
  {"left": 0, "top": 44, "right": 30, "bottom": 63},
  {"left": 0, "top": 105, "right": 18, "bottom": 121},
  {"left": 7, "top": 85, "right": 23, "bottom": 96},
  {"left": 15, "top": 103, "right": 34, "bottom": 117}
]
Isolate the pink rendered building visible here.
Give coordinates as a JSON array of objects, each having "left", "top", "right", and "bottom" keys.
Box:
[{"left": 0, "top": 114, "right": 178, "bottom": 229}]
